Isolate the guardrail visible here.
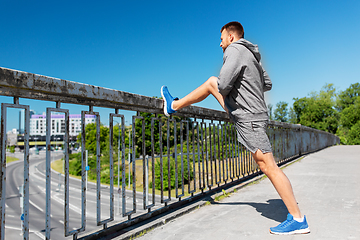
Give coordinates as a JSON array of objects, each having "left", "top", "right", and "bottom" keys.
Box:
[{"left": 0, "top": 67, "right": 339, "bottom": 240}]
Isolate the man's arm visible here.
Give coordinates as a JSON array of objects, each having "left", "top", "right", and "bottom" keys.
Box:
[
  {"left": 217, "top": 46, "right": 243, "bottom": 96},
  {"left": 262, "top": 67, "right": 272, "bottom": 92}
]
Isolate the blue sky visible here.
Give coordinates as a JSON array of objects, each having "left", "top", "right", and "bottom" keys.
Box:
[{"left": 1, "top": 0, "right": 359, "bottom": 131}]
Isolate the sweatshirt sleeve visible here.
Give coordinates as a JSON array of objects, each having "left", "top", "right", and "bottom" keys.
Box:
[
  {"left": 217, "top": 46, "right": 243, "bottom": 96},
  {"left": 262, "top": 67, "right": 272, "bottom": 92}
]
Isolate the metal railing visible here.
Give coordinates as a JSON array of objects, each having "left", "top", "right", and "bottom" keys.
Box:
[{"left": 0, "top": 67, "right": 339, "bottom": 240}]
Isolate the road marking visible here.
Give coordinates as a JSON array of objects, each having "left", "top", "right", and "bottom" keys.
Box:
[
  {"left": 29, "top": 199, "right": 44, "bottom": 213},
  {"left": 33, "top": 230, "right": 45, "bottom": 239},
  {"left": 5, "top": 225, "right": 45, "bottom": 239}
]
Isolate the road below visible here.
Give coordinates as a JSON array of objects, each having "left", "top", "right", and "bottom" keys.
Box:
[{"left": 4, "top": 150, "right": 160, "bottom": 239}]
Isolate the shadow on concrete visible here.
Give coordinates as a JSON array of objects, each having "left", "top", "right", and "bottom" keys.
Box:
[{"left": 212, "top": 199, "right": 288, "bottom": 222}]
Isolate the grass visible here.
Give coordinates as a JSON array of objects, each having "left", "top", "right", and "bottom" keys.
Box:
[
  {"left": 51, "top": 154, "right": 256, "bottom": 199},
  {"left": 6, "top": 156, "right": 19, "bottom": 163}
]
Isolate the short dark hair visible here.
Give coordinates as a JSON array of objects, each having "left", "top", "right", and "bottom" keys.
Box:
[{"left": 221, "top": 21, "right": 244, "bottom": 38}]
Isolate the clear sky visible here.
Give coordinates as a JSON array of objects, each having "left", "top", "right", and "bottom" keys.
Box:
[{"left": 1, "top": 0, "right": 359, "bottom": 131}]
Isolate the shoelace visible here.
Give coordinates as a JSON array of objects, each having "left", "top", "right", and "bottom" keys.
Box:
[{"left": 278, "top": 220, "right": 294, "bottom": 228}]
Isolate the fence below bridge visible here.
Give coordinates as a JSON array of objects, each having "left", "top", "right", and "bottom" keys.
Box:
[{"left": 0, "top": 67, "right": 339, "bottom": 240}]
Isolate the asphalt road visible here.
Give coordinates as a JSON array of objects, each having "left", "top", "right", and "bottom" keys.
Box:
[{"left": 4, "top": 150, "right": 159, "bottom": 239}]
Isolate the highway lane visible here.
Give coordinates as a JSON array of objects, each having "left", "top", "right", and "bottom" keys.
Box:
[{"left": 4, "top": 150, "right": 165, "bottom": 239}]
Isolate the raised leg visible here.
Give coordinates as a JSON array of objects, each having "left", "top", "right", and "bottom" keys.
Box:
[{"left": 172, "top": 76, "right": 228, "bottom": 112}]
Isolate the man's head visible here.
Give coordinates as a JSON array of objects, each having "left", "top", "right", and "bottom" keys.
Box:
[{"left": 220, "top": 21, "right": 244, "bottom": 52}]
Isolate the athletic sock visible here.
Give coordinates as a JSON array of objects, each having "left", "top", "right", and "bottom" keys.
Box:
[{"left": 293, "top": 216, "right": 304, "bottom": 222}]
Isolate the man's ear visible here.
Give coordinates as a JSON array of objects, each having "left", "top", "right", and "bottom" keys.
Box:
[{"left": 229, "top": 33, "right": 235, "bottom": 43}]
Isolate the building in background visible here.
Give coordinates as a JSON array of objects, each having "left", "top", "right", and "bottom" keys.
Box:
[{"left": 30, "top": 114, "right": 96, "bottom": 137}]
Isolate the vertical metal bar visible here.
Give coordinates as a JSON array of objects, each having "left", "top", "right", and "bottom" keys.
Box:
[
  {"left": 203, "top": 121, "right": 210, "bottom": 188},
  {"left": 1, "top": 103, "right": 31, "bottom": 240},
  {"left": 177, "top": 120, "right": 185, "bottom": 198},
  {"left": 185, "top": 120, "right": 191, "bottom": 194},
  {"left": 132, "top": 116, "right": 137, "bottom": 214},
  {"left": 150, "top": 117, "right": 156, "bottom": 208},
  {"left": 167, "top": 118, "right": 171, "bottom": 199},
  {"left": 159, "top": 117, "right": 164, "bottom": 203},
  {"left": 80, "top": 111, "right": 87, "bottom": 232},
  {"left": 203, "top": 121, "right": 209, "bottom": 188},
  {"left": 109, "top": 115, "right": 114, "bottom": 221},
  {"left": 230, "top": 124, "right": 235, "bottom": 180},
  {"left": 216, "top": 122, "right": 221, "bottom": 185},
  {"left": 121, "top": 117, "right": 126, "bottom": 217},
  {"left": 209, "top": 121, "right": 214, "bottom": 188},
  {"left": 0, "top": 104, "right": 7, "bottom": 240},
  {"left": 172, "top": 118, "right": 177, "bottom": 199},
  {"left": 159, "top": 118, "right": 165, "bottom": 203},
  {"left": 201, "top": 121, "right": 206, "bottom": 189},
  {"left": 197, "top": 121, "right": 202, "bottom": 190},
  {"left": 108, "top": 113, "right": 123, "bottom": 223},
  {"left": 122, "top": 115, "right": 137, "bottom": 217},
  {"left": 220, "top": 121, "right": 225, "bottom": 183},
  {"left": 174, "top": 120, "right": 179, "bottom": 198},
  {"left": 46, "top": 108, "right": 69, "bottom": 239},
  {"left": 224, "top": 122, "right": 229, "bottom": 182},
  {"left": 148, "top": 117, "right": 158, "bottom": 209},
  {"left": 228, "top": 123, "right": 233, "bottom": 180},
  {"left": 46, "top": 109, "right": 52, "bottom": 238},
  {"left": 22, "top": 105, "right": 30, "bottom": 239},
  {"left": 190, "top": 120, "right": 197, "bottom": 194},
  {"left": 140, "top": 117, "right": 147, "bottom": 209},
  {"left": 234, "top": 125, "right": 240, "bottom": 178},
  {"left": 95, "top": 113, "right": 101, "bottom": 225},
  {"left": 247, "top": 146, "right": 252, "bottom": 175}
]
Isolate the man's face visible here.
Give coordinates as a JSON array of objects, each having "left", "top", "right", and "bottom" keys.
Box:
[{"left": 220, "top": 29, "right": 232, "bottom": 52}]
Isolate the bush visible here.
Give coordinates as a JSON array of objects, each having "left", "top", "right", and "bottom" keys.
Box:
[
  {"left": 68, "top": 152, "right": 129, "bottom": 185},
  {"left": 154, "top": 155, "right": 193, "bottom": 191}
]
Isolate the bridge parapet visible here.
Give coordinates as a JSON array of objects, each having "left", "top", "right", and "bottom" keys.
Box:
[{"left": 0, "top": 67, "right": 339, "bottom": 240}]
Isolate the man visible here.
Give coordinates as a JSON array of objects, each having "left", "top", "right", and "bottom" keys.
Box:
[{"left": 161, "top": 21, "right": 310, "bottom": 235}]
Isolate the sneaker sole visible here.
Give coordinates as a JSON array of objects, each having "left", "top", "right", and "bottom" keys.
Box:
[
  {"left": 160, "top": 86, "right": 170, "bottom": 117},
  {"left": 270, "top": 228, "right": 310, "bottom": 235}
]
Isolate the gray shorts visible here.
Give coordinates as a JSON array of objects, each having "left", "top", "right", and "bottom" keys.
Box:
[{"left": 234, "top": 121, "right": 272, "bottom": 154}]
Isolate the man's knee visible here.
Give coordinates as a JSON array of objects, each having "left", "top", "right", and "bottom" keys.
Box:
[
  {"left": 253, "top": 151, "right": 278, "bottom": 176},
  {"left": 207, "top": 76, "right": 218, "bottom": 90},
  {"left": 208, "top": 76, "right": 218, "bottom": 84}
]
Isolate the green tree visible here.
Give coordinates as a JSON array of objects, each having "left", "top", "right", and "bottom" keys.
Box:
[
  {"left": 336, "top": 83, "right": 360, "bottom": 111},
  {"left": 154, "top": 155, "right": 193, "bottom": 191},
  {"left": 336, "top": 83, "right": 360, "bottom": 144},
  {"left": 77, "top": 123, "right": 110, "bottom": 155},
  {"left": 267, "top": 103, "right": 273, "bottom": 120},
  {"left": 274, "top": 101, "right": 288, "bottom": 122},
  {"left": 293, "top": 83, "right": 339, "bottom": 134},
  {"left": 288, "top": 107, "right": 297, "bottom": 124},
  {"left": 134, "top": 112, "right": 192, "bottom": 157}
]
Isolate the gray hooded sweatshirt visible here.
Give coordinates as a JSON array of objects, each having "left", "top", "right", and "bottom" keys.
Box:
[{"left": 217, "top": 38, "right": 272, "bottom": 123}]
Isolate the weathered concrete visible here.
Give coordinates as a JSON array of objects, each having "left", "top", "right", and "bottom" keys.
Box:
[
  {"left": 0, "top": 67, "right": 229, "bottom": 120},
  {"left": 130, "top": 145, "right": 360, "bottom": 240}
]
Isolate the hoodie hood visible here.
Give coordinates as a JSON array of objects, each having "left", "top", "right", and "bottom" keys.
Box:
[{"left": 232, "top": 39, "right": 261, "bottom": 62}]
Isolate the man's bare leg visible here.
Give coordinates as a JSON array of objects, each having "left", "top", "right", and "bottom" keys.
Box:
[
  {"left": 172, "top": 76, "right": 228, "bottom": 112},
  {"left": 252, "top": 150, "right": 302, "bottom": 218}
]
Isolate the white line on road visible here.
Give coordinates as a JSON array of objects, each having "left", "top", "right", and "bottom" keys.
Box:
[
  {"left": 5, "top": 226, "right": 45, "bottom": 239},
  {"left": 29, "top": 199, "right": 44, "bottom": 213}
]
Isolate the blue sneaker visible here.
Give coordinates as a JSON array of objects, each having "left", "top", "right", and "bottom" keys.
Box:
[
  {"left": 270, "top": 213, "right": 310, "bottom": 235},
  {"left": 161, "top": 86, "right": 177, "bottom": 117}
]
